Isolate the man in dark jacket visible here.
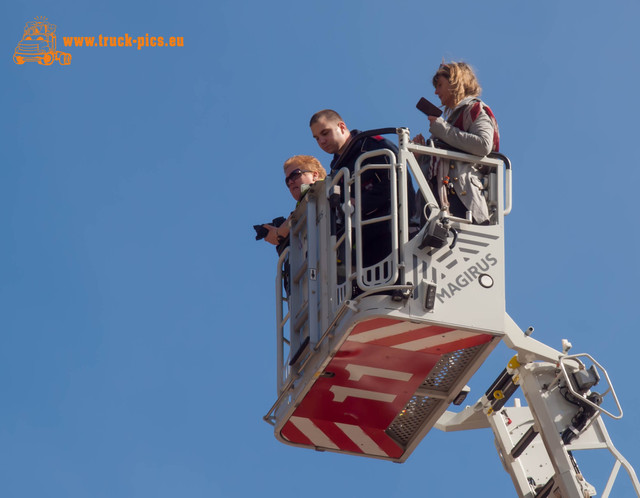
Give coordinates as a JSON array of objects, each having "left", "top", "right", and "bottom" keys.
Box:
[{"left": 309, "top": 109, "right": 403, "bottom": 268}]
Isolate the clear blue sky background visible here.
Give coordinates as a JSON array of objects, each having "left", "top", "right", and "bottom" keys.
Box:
[{"left": 2, "top": 1, "right": 640, "bottom": 496}]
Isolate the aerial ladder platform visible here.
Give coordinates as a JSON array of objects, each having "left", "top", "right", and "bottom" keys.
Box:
[{"left": 263, "top": 128, "right": 640, "bottom": 497}]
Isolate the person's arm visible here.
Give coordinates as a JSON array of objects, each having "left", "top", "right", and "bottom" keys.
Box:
[
  {"left": 263, "top": 216, "right": 291, "bottom": 245},
  {"left": 429, "top": 109, "right": 494, "bottom": 156}
]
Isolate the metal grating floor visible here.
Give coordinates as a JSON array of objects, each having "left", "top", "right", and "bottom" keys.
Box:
[
  {"left": 386, "top": 344, "right": 486, "bottom": 446},
  {"left": 421, "top": 345, "right": 485, "bottom": 392},
  {"left": 386, "top": 395, "right": 440, "bottom": 445}
]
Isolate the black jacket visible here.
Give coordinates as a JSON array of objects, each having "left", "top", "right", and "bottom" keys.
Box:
[{"left": 330, "top": 130, "right": 415, "bottom": 220}]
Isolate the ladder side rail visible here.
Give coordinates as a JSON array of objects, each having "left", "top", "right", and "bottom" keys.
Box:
[
  {"left": 486, "top": 405, "right": 541, "bottom": 498},
  {"left": 603, "top": 460, "right": 623, "bottom": 498},
  {"left": 518, "top": 363, "right": 598, "bottom": 498},
  {"left": 394, "top": 129, "right": 410, "bottom": 252},
  {"left": 342, "top": 169, "right": 353, "bottom": 301},
  {"left": 265, "top": 186, "right": 333, "bottom": 424},
  {"left": 325, "top": 167, "right": 353, "bottom": 311},
  {"left": 287, "top": 206, "right": 309, "bottom": 362},
  {"left": 556, "top": 355, "right": 640, "bottom": 496},
  {"left": 305, "top": 194, "right": 320, "bottom": 346},
  {"left": 316, "top": 182, "right": 331, "bottom": 343},
  {"left": 324, "top": 174, "right": 338, "bottom": 312},
  {"left": 516, "top": 358, "right": 640, "bottom": 497},
  {"left": 565, "top": 416, "right": 640, "bottom": 497},
  {"left": 439, "top": 350, "right": 640, "bottom": 497},
  {"left": 275, "top": 246, "right": 291, "bottom": 394},
  {"left": 353, "top": 149, "right": 399, "bottom": 289},
  {"left": 395, "top": 147, "right": 409, "bottom": 286}
]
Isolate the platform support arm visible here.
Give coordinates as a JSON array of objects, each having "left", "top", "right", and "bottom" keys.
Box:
[{"left": 503, "top": 313, "right": 562, "bottom": 364}]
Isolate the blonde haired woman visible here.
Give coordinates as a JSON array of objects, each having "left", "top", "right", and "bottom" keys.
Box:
[
  {"left": 282, "top": 155, "right": 327, "bottom": 202},
  {"left": 263, "top": 155, "right": 327, "bottom": 246},
  {"left": 415, "top": 61, "right": 500, "bottom": 224}
]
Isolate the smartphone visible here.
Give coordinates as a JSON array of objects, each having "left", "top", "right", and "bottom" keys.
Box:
[{"left": 416, "top": 97, "right": 443, "bottom": 117}]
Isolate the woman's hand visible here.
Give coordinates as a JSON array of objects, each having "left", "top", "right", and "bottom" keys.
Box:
[
  {"left": 412, "top": 133, "right": 426, "bottom": 145},
  {"left": 263, "top": 220, "right": 291, "bottom": 245},
  {"left": 263, "top": 224, "right": 280, "bottom": 245}
]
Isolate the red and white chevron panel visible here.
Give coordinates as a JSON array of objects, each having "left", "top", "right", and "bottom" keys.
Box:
[
  {"left": 279, "top": 318, "right": 493, "bottom": 459},
  {"left": 347, "top": 317, "right": 492, "bottom": 354}
]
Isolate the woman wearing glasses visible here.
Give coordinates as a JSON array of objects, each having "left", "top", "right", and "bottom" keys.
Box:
[{"left": 263, "top": 155, "right": 327, "bottom": 246}]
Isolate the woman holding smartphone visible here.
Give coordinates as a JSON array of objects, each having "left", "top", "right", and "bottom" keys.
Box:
[{"left": 414, "top": 61, "right": 500, "bottom": 224}]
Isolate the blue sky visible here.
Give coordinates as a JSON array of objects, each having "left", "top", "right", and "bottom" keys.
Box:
[{"left": 2, "top": 1, "right": 640, "bottom": 496}]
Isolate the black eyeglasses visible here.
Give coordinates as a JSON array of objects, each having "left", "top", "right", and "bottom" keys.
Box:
[{"left": 285, "top": 169, "right": 312, "bottom": 186}]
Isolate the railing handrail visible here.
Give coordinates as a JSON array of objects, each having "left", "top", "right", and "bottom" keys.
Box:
[
  {"left": 326, "top": 166, "right": 353, "bottom": 307},
  {"left": 353, "top": 148, "right": 399, "bottom": 289},
  {"left": 330, "top": 127, "right": 398, "bottom": 173},
  {"left": 275, "top": 245, "right": 290, "bottom": 392},
  {"left": 559, "top": 353, "right": 623, "bottom": 420},
  {"left": 405, "top": 141, "right": 512, "bottom": 216}
]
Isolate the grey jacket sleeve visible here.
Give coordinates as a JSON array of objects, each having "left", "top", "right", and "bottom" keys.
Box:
[{"left": 429, "top": 110, "right": 494, "bottom": 156}]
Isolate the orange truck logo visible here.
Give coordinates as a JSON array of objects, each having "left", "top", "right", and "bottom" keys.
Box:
[{"left": 14, "top": 17, "right": 71, "bottom": 66}]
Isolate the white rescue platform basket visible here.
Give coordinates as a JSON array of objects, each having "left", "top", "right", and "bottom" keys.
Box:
[
  {"left": 263, "top": 128, "right": 640, "bottom": 496},
  {"left": 264, "top": 128, "right": 509, "bottom": 461}
]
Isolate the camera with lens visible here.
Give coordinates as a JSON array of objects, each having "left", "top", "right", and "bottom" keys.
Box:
[{"left": 253, "top": 216, "right": 287, "bottom": 240}]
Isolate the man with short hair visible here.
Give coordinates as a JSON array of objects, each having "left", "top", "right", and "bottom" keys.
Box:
[
  {"left": 309, "top": 109, "right": 352, "bottom": 159},
  {"left": 309, "top": 109, "right": 404, "bottom": 268}
]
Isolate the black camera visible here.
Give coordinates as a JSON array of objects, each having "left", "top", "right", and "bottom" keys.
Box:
[{"left": 253, "top": 216, "right": 287, "bottom": 240}]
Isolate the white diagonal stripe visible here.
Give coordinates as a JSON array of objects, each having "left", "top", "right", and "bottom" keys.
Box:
[
  {"left": 289, "top": 416, "right": 339, "bottom": 449},
  {"left": 348, "top": 321, "right": 432, "bottom": 343},
  {"left": 335, "top": 423, "right": 388, "bottom": 457},
  {"left": 330, "top": 385, "right": 396, "bottom": 403},
  {"left": 393, "top": 330, "right": 477, "bottom": 351},
  {"left": 345, "top": 364, "right": 412, "bottom": 382}
]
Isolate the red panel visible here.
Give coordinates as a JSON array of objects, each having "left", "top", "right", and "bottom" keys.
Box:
[
  {"left": 281, "top": 420, "right": 313, "bottom": 446},
  {"left": 292, "top": 342, "right": 440, "bottom": 428},
  {"left": 280, "top": 318, "right": 491, "bottom": 459}
]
